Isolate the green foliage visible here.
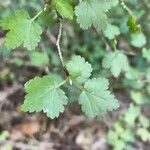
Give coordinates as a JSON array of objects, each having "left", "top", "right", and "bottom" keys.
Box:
[
  {"left": 131, "top": 32, "right": 146, "bottom": 48},
  {"left": 0, "top": 131, "right": 9, "bottom": 141},
  {"left": 79, "top": 78, "right": 119, "bottom": 117},
  {"left": 109, "top": 0, "right": 119, "bottom": 7},
  {"left": 131, "top": 91, "right": 144, "bottom": 104},
  {"left": 66, "top": 55, "right": 93, "bottom": 84},
  {"left": 38, "top": 10, "right": 53, "bottom": 26},
  {"left": 103, "top": 23, "right": 120, "bottom": 39},
  {"left": 53, "top": 0, "right": 74, "bottom": 20},
  {"left": 74, "top": 0, "right": 115, "bottom": 31},
  {"left": 142, "top": 48, "right": 150, "bottom": 61},
  {"left": 102, "top": 51, "right": 129, "bottom": 77},
  {"left": 22, "top": 55, "right": 119, "bottom": 118},
  {"left": 124, "top": 104, "right": 140, "bottom": 127},
  {"left": 0, "top": 2, "right": 150, "bottom": 150},
  {"left": 30, "top": 51, "right": 49, "bottom": 67},
  {"left": 0, "top": 10, "right": 42, "bottom": 50},
  {"left": 22, "top": 75, "right": 68, "bottom": 119},
  {"left": 137, "top": 128, "right": 150, "bottom": 142},
  {"left": 127, "top": 16, "right": 141, "bottom": 33},
  {"left": 0, "top": 131, "right": 12, "bottom": 150},
  {"left": 0, "top": 0, "right": 149, "bottom": 132},
  {"left": 107, "top": 103, "right": 150, "bottom": 149},
  {"left": 139, "top": 115, "right": 150, "bottom": 128},
  {"left": 120, "top": 129, "right": 134, "bottom": 142}
]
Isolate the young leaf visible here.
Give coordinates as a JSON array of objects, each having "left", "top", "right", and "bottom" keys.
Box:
[
  {"left": 142, "top": 48, "right": 150, "bottom": 61},
  {"left": 127, "top": 16, "right": 141, "bottom": 33},
  {"left": 107, "top": 130, "right": 119, "bottom": 145},
  {"left": 66, "top": 55, "right": 93, "bottom": 84},
  {"left": 120, "top": 129, "right": 135, "bottom": 142},
  {"left": 131, "top": 91, "right": 143, "bottom": 105},
  {"left": 109, "top": 0, "right": 119, "bottom": 7},
  {"left": 103, "top": 23, "right": 120, "bottom": 39},
  {"left": 137, "top": 128, "right": 150, "bottom": 142},
  {"left": 131, "top": 32, "right": 146, "bottom": 48},
  {"left": 139, "top": 115, "right": 150, "bottom": 128},
  {"left": 0, "top": 10, "right": 42, "bottom": 50},
  {"left": 102, "top": 51, "right": 129, "bottom": 77},
  {"left": 113, "top": 140, "right": 126, "bottom": 150},
  {"left": 114, "top": 121, "right": 124, "bottom": 135},
  {"left": 53, "top": 0, "right": 74, "bottom": 20},
  {"left": 79, "top": 78, "right": 119, "bottom": 117},
  {"left": 75, "top": 0, "right": 112, "bottom": 31},
  {"left": 124, "top": 104, "right": 140, "bottom": 127},
  {"left": 22, "top": 75, "right": 68, "bottom": 119}
]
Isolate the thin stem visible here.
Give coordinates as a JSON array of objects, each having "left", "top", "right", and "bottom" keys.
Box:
[
  {"left": 31, "top": 4, "right": 47, "bottom": 21},
  {"left": 55, "top": 78, "right": 69, "bottom": 89},
  {"left": 73, "top": 81, "right": 84, "bottom": 91},
  {"left": 31, "top": 9, "right": 44, "bottom": 21},
  {"left": 113, "top": 39, "right": 117, "bottom": 51},
  {"left": 56, "top": 22, "right": 65, "bottom": 67},
  {"left": 120, "top": 0, "right": 133, "bottom": 15}
]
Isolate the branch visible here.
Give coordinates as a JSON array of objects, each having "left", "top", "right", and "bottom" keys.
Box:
[
  {"left": 120, "top": 0, "right": 133, "bottom": 15},
  {"left": 56, "top": 22, "right": 65, "bottom": 67}
]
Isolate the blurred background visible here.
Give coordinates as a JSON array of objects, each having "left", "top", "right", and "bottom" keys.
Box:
[{"left": 0, "top": 0, "right": 150, "bottom": 150}]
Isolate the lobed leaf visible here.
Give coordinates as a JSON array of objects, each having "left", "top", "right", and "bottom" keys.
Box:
[
  {"left": 131, "top": 32, "right": 146, "bottom": 48},
  {"left": 22, "top": 75, "right": 68, "bottom": 119},
  {"left": 103, "top": 23, "right": 120, "bottom": 39},
  {"left": 102, "top": 51, "right": 129, "bottom": 77},
  {"left": 142, "top": 48, "right": 150, "bottom": 61},
  {"left": 0, "top": 10, "right": 42, "bottom": 50},
  {"left": 53, "top": 0, "right": 74, "bottom": 20},
  {"left": 137, "top": 128, "right": 150, "bottom": 142},
  {"left": 79, "top": 78, "right": 119, "bottom": 117},
  {"left": 75, "top": 0, "right": 112, "bottom": 31},
  {"left": 66, "top": 55, "right": 93, "bottom": 84},
  {"left": 124, "top": 104, "right": 140, "bottom": 127}
]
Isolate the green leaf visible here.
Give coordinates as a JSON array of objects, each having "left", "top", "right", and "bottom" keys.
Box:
[
  {"left": 79, "top": 78, "right": 119, "bottom": 117},
  {"left": 131, "top": 91, "right": 143, "bottom": 104},
  {"left": 109, "top": 0, "right": 119, "bottom": 7},
  {"left": 38, "top": 10, "right": 54, "bottom": 26},
  {"left": 139, "top": 115, "right": 150, "bottom": 128},
  {"left": 22, "top": 75, "right": 68, "bottom": 119},
  {"left": 131, "top": 32, "right": 146, "bottom": 48},
  {"left": 0, "top": 10, "right": 42, "bottom": 50},
  {"left": 142, "top": 48, "right": 150, "bottom": 61},
  {"left": 127, "top": 16, "right": 141, "bottom": 33},
  {"left": 114, "top": 121, "right": 124, "bottom": 135},
  {"left": 113, "top": 140, "right": 126, "bottom": 150},
  {"left": 103, "top": 23, "right": 120, "bottom": 39},
  {"left": 124, "top": 104, "right": 140, "bottom": 126},
  {"left": 130, "top": 91, "right": 149, "bottom": 105},
  {"left": 30, "top": 51, "right": 49, "bottom": 67},
  {"left": 66, "top": 55, "right": 93, "bottom": 84},
  {"left": 147, "top": 86, "right": 150, "bottom": 95},
  {"left": 53, "top": 0, "right": 74, "bottom": 20},
  {"left": 0, "top": 131, "right": 9, "bottom": 141},
  {"left": 120, "top": 129, "right": 135, "bottom": 142},
  {"left": 107, "top": 130, "right": 119, "bottom": 145},
  {"left": 125, "top": 67, "right": 140, "bottom": 80},
  {"left": 137, "top": 128, "right": 150, "bottom": 142},
  {"left": 102, "top": 51, "right": 129, "bottom": 77},
  {"left": 75, "top": 0, "right": 112, "bottom": 31}
]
